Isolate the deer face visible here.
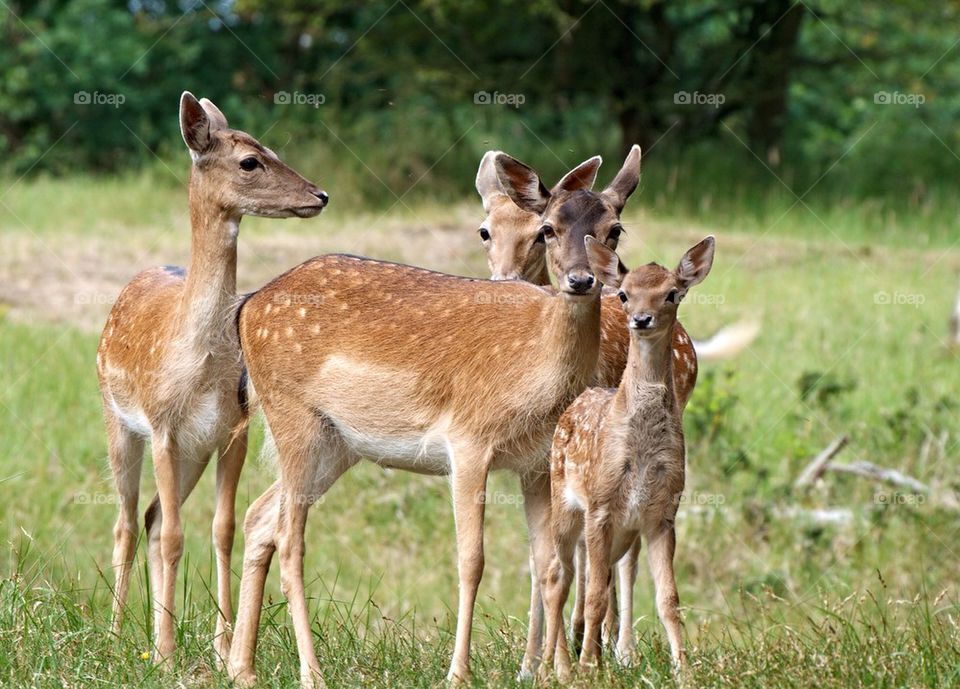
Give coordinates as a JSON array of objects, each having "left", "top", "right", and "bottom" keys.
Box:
[
  {"left": 475, "top": 151, "right": 602, "bottom": 283},
  {"left": 494, "top": 146, "right": 639, "bottom": 296},
  {"left": 179, "top": 92, "right": 328, "bottom": 220},
  {"left": 611, "top": 236, "right": 716, "bottom": 338}
]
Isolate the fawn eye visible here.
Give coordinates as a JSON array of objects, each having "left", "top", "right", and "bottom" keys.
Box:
[
  {"left": 618, "top": 291, "right": 628, "bottom": 303},
  {"left": 239, "top": 157, "right": 259, "bottom": 171},
  {"left": 540, "top": 225, "right": 556, "bottom": 240},
  {"left": 478, "top": 227, "right": 491, "bottom": 242},
  {"left": 534, "top": 230, "right": 546, "bottom": 244},
  {"left": 666, "top": 289, "right": 681, "bottom": 304}
]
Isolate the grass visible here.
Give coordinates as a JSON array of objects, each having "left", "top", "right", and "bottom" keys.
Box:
[{"left": 1, "top": 166, "right": 960, "bottom": 686}]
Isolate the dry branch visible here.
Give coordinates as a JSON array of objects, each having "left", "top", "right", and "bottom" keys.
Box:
[{"left": 795, "top": 435, "right": 849, "bottom": 488}]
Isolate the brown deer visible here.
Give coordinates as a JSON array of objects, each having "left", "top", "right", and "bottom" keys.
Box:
[
  {"left": 538, "top": 236, "right": 716, "bottom": 680},
  {"left": 476, "top": 150, "right": 701, "bottom": 666},
  {"left": 225, "top": 147, "right": 643, "bottom": 687},
  {"left": 96, "top": 92, "right": 327, "bottom": 667}
]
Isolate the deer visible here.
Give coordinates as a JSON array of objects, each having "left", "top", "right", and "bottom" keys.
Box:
[
  {"left": 225, "top": 146, "right": 643, "bottom": 687},
  {"left": 475, "top": 150, "right": 700, "bottom": 667},
  {"left": 96, "top": 91, "right": 327, "bottom": 668},
  {"left": 538, "top": 235, "right": 716, "bottom": 681}
]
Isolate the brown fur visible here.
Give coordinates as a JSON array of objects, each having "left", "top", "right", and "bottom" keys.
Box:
[
  {"left": 538, "top": 236, "right": 716, "bottom": 680},
  {"left": 97, "top": 92, "right": 326, "bottom": 668},
  {"left": 226, "top": 149, "right": 643, "bottom": 687}
]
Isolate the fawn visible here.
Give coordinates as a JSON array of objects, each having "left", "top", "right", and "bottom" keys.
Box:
[
  {"left": 475, "top": 150, "right": 699, "bottom": 666},
  {"left": 538, "top": 235, "right": 716, "bottom": 679},
  {"left": 96, "top": 92, "right": 327, "bottom": 667},
  {"left": 226, "top": 148, "right": 642, "bottom": 687}
]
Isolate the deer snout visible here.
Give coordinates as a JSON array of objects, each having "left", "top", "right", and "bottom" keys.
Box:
[
  {"left": 629, "top": 313, "right": 656, "bottom": 330},
  {"left": 566, "top": 273, "right": 595, "bottom": 294},
  {"left": 311, "top": 188, "right": 329, "bottom": 207}
]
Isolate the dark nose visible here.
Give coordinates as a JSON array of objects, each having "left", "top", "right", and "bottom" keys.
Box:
[
  {"left": 313, "top": 189, "right": 329, "bottom": 206},
  {"left": 566, "top": 274, "right": 595, "bottom": 293},
  {"left": 631, "top": 313, "right": 655, "bottom": 330}
]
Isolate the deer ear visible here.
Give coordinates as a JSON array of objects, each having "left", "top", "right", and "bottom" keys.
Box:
[
  {"left": 585, "top": 236, "right": 628, "bottom": 288},
  {"left": 199, "top": 97, "right": 228, "bottom": 131},
  {"left": 180, "top": 91, "right": 213, "bottom": 158},
  {"left": 476, "top": 150, "right": 507, "bottom": 212},
  {"left": 553, "top": 155, "right": 602, "bottom": 193},
  {"left": 675, "top": 235, "right": 716, "bottom": 289},
  {"left": 495, "top": 153, "right": 551, "bottom": 215},
  {"left": 602, "top": 144, "right": 641, "bottom": 212}
]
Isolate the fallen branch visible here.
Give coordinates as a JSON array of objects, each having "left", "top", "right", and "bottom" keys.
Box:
[
  {"left": 795, "top": 435, "right": 849, "bottom": 488},
  {"left": 829, "top": 460, "right": 929, "bottom": 494}
]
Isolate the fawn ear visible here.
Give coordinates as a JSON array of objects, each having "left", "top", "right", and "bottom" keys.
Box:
[
  {"left": 585, "top": 235, "right": 628, "bottom": 288},
  {"left": 180, "top": 91, "right": 214, "bottom": 158},
  {"left": 675, "top": 235, "right": 716, "bottom": 290},
  {"left": 199, "top": 97, "right": 228, "bottom": 131},
  {"left": 602, "top": 144, "right": 641, "bottom": 212},
  {"left": 476, "top": 151, "right": 507, "bottom": 212},
  {"left": 553, "top": 155, "right": 602, "bottom": 193},
  {"left": 495, "top": 153, "right": 551, "bottom": 215}
]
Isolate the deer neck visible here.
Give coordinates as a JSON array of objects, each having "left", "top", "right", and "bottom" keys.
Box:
[
  {"left": 616, "top": 323, "right": 676, "bottom": 414},
  {"left": 542, "top": 291, "right": 602, "bottom": 389},
  {"left": 181, "top": 179, "right": 240, "bottom": 344}
]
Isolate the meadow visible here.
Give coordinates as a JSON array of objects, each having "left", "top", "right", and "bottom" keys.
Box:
[{"left": 1, "top": 157, "right": 959, "bottom": 687}]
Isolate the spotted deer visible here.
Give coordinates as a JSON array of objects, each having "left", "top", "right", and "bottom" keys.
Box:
[
  {"left": 476, "top": 150, "right": 698, "bottom": 666},
  {"left": 97, "top": 92, "right": 327, "bottom": 667},
  {"left": 225, "top": 147, "right": 643, "bottom": 687},
  {"left": 538, "top": 236, "right": 716, "bottom": 680}
]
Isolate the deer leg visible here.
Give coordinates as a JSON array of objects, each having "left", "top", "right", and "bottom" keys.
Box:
[
  {"left": 445, "top": 443, "right": 493, "bottom": 683},
  {"left": 615, "top": 536, "right": 640, "bottom": 665},
  {"left": 518, "top": 472, "right": 552, "bottom": 678},
  {"left": 647, "top": 525, "right": 685, "bottom": 668},
  {"left": 603, "top": 568, "right": 619, "bottom": 647},
  {"left": 106, "top": 412, "right": 145, "bottom": 634},
  {"left": 150, "top": 431, "right": 184, "bottom": 667},
  {"left": 571, "top": 538, "right": 586, "bottom": 657},
  {"left": 144, "top": 439, "right": 211, "bottom": 665},
  {"left": 579, "top": 511, "right": 613, "bottom": 669},
  {"left": 212, "top": 428, "right": 248, "bottom": 667},
  {"left": 227, "top": 480, "right": 281, "bottom": 687},
  {"left": 540, "top": 512, "right": 579, "bottom": 682}
]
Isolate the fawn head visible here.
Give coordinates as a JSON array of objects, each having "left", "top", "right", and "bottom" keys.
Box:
[
  {"left": 179, "top": 91, "right": 328, "bottom": 220},
  {"left": 494, "top": 145, "right": 640, "bottom": 295},
  {"left": 590, "top": 235, "right": 715, "bottom": 338},
  {"left": 475, "top": 151, "right": 601, "bottom": 282}
]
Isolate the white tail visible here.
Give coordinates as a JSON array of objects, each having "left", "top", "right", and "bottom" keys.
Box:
[{"left": 692, "top": 319, "right": 761, "bottom": 360}]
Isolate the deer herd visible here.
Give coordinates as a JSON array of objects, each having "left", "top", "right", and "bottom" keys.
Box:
[{"left": 98, "top": 93, "right": 755, "bottom": 686}]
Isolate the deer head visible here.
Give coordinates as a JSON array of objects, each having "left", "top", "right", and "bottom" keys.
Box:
[
  {"left": 179, "top": 91, "right": 328, "bottom": 222},
  {"left": 597, "top": 235, "right": 715, "bottom": 338},
  {"left": 475, "top": 151, "right": 601, "bottom": 283},
  {"left": 494, "top": 145, "right": 640, "bottom": 295}
]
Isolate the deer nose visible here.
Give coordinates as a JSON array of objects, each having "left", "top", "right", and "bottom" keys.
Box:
[
  {"left": 630, "top": 313, "right": 655, "bottom": 330},
  {"left": 566, "top": 273, "right": 595, "bottom": 294},
  {"left": 313, "top": 189, "right": 329, "bottom": 206}
]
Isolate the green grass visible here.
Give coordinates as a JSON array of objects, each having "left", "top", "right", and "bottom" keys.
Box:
[{"left": 1, "top": 169, "right": 960, "bottom": 686}]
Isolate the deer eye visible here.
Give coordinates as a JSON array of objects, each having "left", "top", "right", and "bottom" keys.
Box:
[
  {"left": 618, "top": 291, "right": 628, "bottom": 303},
  {"left": 239, "top": 157, "right": 259, "bottom": 171},
  {"left": 607, "top": 225, "right": 623, "bottom": 245},
  {"left": 478, "top": 227, "right": 491, "bottom": 242},
  {"left": 666, "top": 289, "right": 681, "bottom": 304},
  {"left": 533, "top": 230, "right": 545, "bottom": 244},
  {"left": 540, "top": 225, "right": 556, "bottom": 240}
]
